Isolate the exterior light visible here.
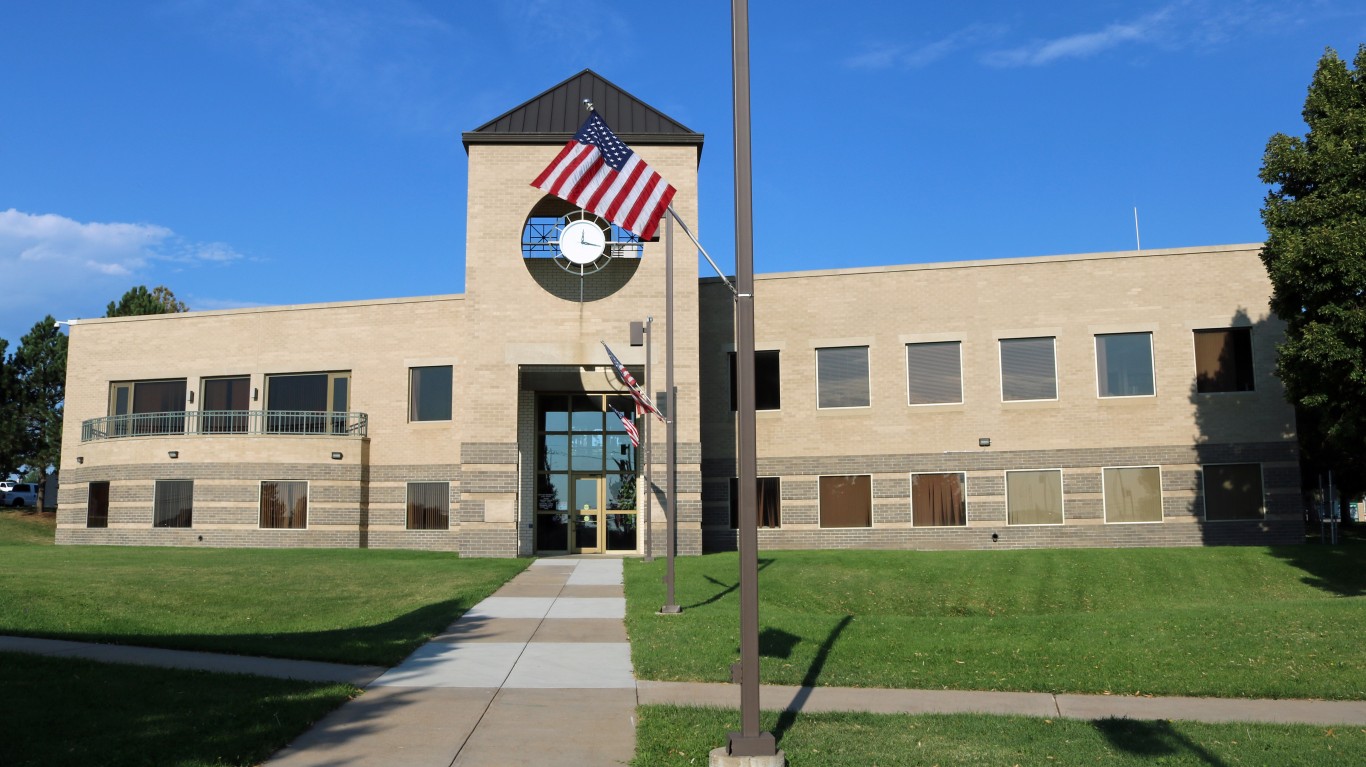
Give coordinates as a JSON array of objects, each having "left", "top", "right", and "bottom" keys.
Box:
[
  {"left": 331, "top": 452, "right": 343, "bottom": 460},
  {"left": 978, "top": 437, "right": 991, "bottom": 447},
  {"left": 168, "top": 451, "right": 179, "bottom": 459},
  {"left": 188, "top": 391, "right": 194, "bottom": 404},
  {"left": 992, "top": 532, "right": 999, "bottom": 543},
  {"left": 252, "top": 387, "right": 259, "bottom": 401},
  {"left": 76, "top": 456, "right": 84, "bottom": 464}
]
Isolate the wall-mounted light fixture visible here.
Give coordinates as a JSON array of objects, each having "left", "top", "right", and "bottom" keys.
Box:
[
  {"left": 331, "top": 452, "right": 343, "bottom": 460},
  {"left": 168, "top": 451, "right": 179, "bottom": 459},
  {"left": 188, "top": 391, "right": 194, "bottom": 404},
  {"left": 76, "top": 456, "right": 84, "bottom": 464},
  {"left": 252, "top": 387, "right": 259, "bottom": 401},
  {"left": 991, "top": 532, "right": 999, "bottom": 543},
  {"left": 978, "top": 437, "right": 991, "bottom": 448}
]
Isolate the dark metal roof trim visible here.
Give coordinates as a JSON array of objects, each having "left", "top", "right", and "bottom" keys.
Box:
[{"left": 464, "top": 69, "right": 702, "bottom": 150}]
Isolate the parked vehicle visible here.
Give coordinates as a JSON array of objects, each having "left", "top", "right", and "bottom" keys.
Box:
[{"left": 4, "top": 483, "right": 39, "bottom": 507}]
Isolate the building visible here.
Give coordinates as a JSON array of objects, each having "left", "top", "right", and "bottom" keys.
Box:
[{"left": 55, "top": 71, "right": 1302, "bottom": 555}]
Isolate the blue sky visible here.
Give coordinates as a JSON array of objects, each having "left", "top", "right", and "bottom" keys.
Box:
[{"left": 3, "top": 1, "right": 1365, "bottom": 347}]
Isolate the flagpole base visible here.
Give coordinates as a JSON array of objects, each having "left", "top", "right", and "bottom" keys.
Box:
[
  {"left": 657, "top": 604, "right": 683, "bottom": 615},
  {"left": 711, "top": 735, "right": 783, "bottom": 766}
]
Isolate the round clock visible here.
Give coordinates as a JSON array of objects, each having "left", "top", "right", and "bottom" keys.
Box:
[
  {"left": 559, "top": 219, "right": 607, "bottom": 265},
  {"left": 522, "top": 203, "right": 642, "bottom": 277}
]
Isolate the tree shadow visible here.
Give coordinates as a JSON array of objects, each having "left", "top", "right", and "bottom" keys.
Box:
[
  {"left": 1093, "top": 718, "right": 1230, "bottom": 767},
  {"left": 683, "top": 557, "right": 773, "bottom": 610},
  {"left": 771, "top": 615, "right": 852, "bottom": 743}
]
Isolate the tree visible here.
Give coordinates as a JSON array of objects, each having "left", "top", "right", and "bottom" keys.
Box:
[
  {"left": 1259, "top": 45, "right": 1366, "bottom": 520},
  {"left": 0, "top": 339, "right": 24, "bottom": 478},
  {"left": 12, "top": 317, "right": 67, "bottom": 511},
  {"left": 105, "top": 284, "right": 188, "bottom": 317}
]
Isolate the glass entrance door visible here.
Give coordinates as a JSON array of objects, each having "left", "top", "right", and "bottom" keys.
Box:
[{"left": 535, "top": 393, "right": 640, "bottom": 555}]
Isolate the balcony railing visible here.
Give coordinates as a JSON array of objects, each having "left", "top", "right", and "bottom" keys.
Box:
[{"left": 81, "top": 410, "right": 368, "bottom": 442}]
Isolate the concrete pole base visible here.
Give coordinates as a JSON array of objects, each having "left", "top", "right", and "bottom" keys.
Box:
[{"left": 708, "top": 747, "right": 786, "bottom": 766}]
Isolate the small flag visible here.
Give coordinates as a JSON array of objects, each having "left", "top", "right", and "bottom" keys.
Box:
[
  {"left": 531, "top": 110, "right": 676, "bottom": 241},
  {"left": 602, "top": 341, "right": 666, "bottom": 422},
  {"left": 609, "top": 403, "right": 640, "bottom": 448}
]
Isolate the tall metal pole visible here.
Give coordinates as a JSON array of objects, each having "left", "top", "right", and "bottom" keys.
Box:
[
  {"left": 728, "top": 0, "right": 776, "bottom": 757},
  {"left": 661, "top": 212, "right": 681, "bottom": 613},
  {"left": 643, "top": 317, "right": 654, "bottom": 563}
]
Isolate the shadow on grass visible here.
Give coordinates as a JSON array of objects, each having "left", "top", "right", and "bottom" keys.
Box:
[
  {"left": 14, "top": 597, "right": 477, "bottom": 667},
  {"left": 684, "top": 557, "right": 774, "bottom": 610},
  {"left": 1266, "top": 538, "right": 1366, "bottom": 597},
  {"left": 772, "top": 615, "right": 853, "bottom": 744},
  {"left": 1093, "top": 718, "right": 1231, "bottom": 767}
]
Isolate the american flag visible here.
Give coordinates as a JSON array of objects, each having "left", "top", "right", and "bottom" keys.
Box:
[
  {"left": 531, "top": 111, "right": 676, "bottom": 241},
  {"left": 602, "top": 341, "right": 666, "bottom": 422},
  {"left": 608, "top": 403, "right": 640, "bottom": 448}
]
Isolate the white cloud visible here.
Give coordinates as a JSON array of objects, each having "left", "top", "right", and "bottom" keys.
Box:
[
  {"left": 983, "top": 8, "right": 1176, "bottom": 67},
  {"left": 844, "top": 25, "right": 1005, "bottom": 71}
]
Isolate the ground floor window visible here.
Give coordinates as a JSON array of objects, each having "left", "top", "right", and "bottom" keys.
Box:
[
  {"left": 153, "top": 480, "right": 193, "bottom": 528},
  {"left": 1007, "top": 470, "right": 1063, "bottom": 525},
  {"left": 407, "top": 482, "right": 449, "bottom": 530},
  {"left": 87, "top": 482, "right": 110, "bottom": 528},
  {"left": 819, "top": 475, "right": 871, "bottom": 528},
  {"left": 260, "top": 481, "right": 308, "bottom": 529},
  {"left": 1103, "top": 466, "right": 1163, "bottom": 523},
  {"left": 912, "top": 472, "right": 966, "bottom": 526},
  {"left": 1203, "top": 464, "right": 1264, "bottom": 521},
  {"left": 729, "top": 476, "right": 781, "bottom": 528}
]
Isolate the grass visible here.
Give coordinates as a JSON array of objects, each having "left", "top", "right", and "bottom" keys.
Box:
[
  {"left": 0, "top": 652, "right": 356, "bottom": 767},
  {"left": 625, "top": 544, "right": 1366, "bottom": 700},
  {"left": 634, "top": 705, "right": 1366, "bottom": 767},
  {"left": 0, "top": 509, "right": 528, "bottom": 665}
]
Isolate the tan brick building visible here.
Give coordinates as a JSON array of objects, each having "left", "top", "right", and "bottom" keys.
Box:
[{"left": 55, "top": 71, "right": 1301, "bottom": 555}]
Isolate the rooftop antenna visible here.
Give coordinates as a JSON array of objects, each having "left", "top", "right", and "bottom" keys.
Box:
[
  {"left": 1133, "top": 207, "right": 1142, "bottom": 251},
  {"left": 583, "top": 98, "right": 594, "bottom": 111}
]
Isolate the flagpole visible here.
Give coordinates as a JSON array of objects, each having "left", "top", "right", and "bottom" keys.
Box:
[
  {"left": 668, "top": 205, "right": 736, "bottom": 296},
  {"left": 661, "top": 212, "right": 681, "bottom": 614},
  {"left": 643, "top": 316, "right": 654, "bottom": 563},
  {"left": 724, "top": 0, "right": 779, "bottom": 760}
]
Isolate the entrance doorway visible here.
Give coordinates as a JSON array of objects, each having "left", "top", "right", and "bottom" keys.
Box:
[{"left": 534, "top": 393, "right": 639, "bottom": 554}]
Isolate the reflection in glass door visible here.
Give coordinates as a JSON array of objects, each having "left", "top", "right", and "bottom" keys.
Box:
[{"left": 535, "top": 393, "right": 639, "bottom": 554}]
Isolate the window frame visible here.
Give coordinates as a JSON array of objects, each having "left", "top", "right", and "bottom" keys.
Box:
[
  {"left": 728, "top": 476, "right": 782, "bottom": 529},
  {"left": 906, "top": 341, "right": 964, "bottom": 406},
  {"left": 1094, "top": 332, "right": 1157, "bottom": 398},
  {"left": 815, "top": 346, "right": 872, "bottom": 410},
  {"left": 910, "top": 471, "right": 967, "bottom": 527},
  {"left": 1201, "top": 463, "right": 1266, "bottom": 522},
  {"left": 729, "top": 350, "right": 782, "bottom": 412},
  {"left": 1192, "top": 327, "right": 1256, "bottom": 394},
  {"left": 258, "top": 480, "right": 310, "bottom": 530},
  {"left": 818, "top": 474, "right": 873, "bottom": 529},
  {"left": 152, "top": 479, "right": 194, "bottom": 528},
  {"left": 1101, "top": 465, "right": 1164, "bottom": 524},
  {"left": 86, "top": 481, "right": 110, "bottom": 528},
  {"left": 998, "top": 337, "right": 1059, "bottom": 402},
  {"left": 408, "top": 365, "right": 454, "bottom": 422},
  {"left": 406, "top": 481, "right": 451, "bottom": 530},
  {"left": 1005, "top": 468, "right": 1065, "bottom": 526}
]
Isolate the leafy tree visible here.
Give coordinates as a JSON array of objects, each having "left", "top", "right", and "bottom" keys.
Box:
[
  {"left": 105, "top": 284, "right": 188, "bottom": 317},
  {"left": 0, "top": 339, "right": 23, "bottom": 478},
  {"left": 1259, "top": 45, "right": 1366, "bottom": 519},
  {"left": 12, "top": 317, "right": 67, "bottom": 510}
]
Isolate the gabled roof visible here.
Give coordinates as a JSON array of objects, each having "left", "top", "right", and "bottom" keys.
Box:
[{"left": 462, "top": 69, "right": 703, "bottom": 150}]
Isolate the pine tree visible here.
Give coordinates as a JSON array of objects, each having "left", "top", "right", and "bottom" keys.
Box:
[{"left": 12, "top": 317, "right": 67, "bottom": 510}]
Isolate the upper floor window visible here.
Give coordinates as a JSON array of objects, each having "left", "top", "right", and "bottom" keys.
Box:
[
  {"left": 109, "top": 379, "right": 186, "bottom": 435},
  {"left": 265, "top": 371, "right": 350, "bottom": 434},
  {"left": 730, "top": 350, "right": 781, "bottom": 411},
  {"left": 906, "top": 341, "right": 962, "bottom": 405},
  {"left": 816, "top": 346, "right": 870, "bottom": 409},
  {"left": 201, "top": 376, "right": 250, "bottom": 434},
  {"left": 1194, "top": 328, "right": 1254, "bottom": 393},
  {"left": 410, "top": 366, "right": 453, "bottom": 422},
  {"left": 1000, "top": 338, "right": 1057, "bottom": 401},
  {"left": 1096, "top": 332, "right": 1155, "bottom": 397}
]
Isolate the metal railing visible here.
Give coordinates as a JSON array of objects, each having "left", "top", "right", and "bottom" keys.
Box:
[{"left": 81, "top": 410, "right": 368, "bottom": 442}]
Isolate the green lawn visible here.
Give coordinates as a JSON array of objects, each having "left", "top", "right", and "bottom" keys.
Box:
[
  {"left": 625, "top": 545, "right": 1366, "bottom": 700},
  {"left": 0, "top": 510, "right": 527, "bottom": 665},
  {"left": 634, "top": 706, "right": 1366, "bottom": 767},
  {"left": 0, "top": 652, "right": 356, "bottom": 767}
]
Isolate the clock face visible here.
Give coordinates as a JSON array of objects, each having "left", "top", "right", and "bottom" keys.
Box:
[{"left": 559, "top": 219, "right": 607, "bottom": 265}]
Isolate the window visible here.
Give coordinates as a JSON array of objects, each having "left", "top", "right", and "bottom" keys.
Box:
[
  {"left": 729, "top": 350, "right": 781, "bottom": 411},
  {"left": 1194, "top": 328, "right": 1254, "bottom": 393},
  {"left": 153, "top": 480, "right": 193, "bottom": 528},
  {"left": 729, "top": 476, "right": 781, "bottom": 528},
  {"left": 260, "top": 481, "right": 308, "bottom": 528},
  {"left": 265, "top": 372, "right": 350, "bottom": 433},
  {"left": 201, "top": 376, "right": 250, "bottom": 433},
  {"left": 1096, "top": 332, "right": 1155, "bottom": 397},
  {"left": 1203, "top": 464, "right": 1264, "bottom": 521},
  {"left": 109, "top": 379, "right": 187, "bottom": 435},
  {"left": 819, "top": 475, "right": 871, "bottom": 528},
  {"left": 407, "top": 482, "right": 450, "bottom": 530},
  {"left": 999, "top": 338, "right": 1057, "bottom": 401},
  {"left": 912, "top": 473, "right": 966, "bottom": 526},
  {"left": 816, "top": 346, "right": 870, "bottom": 408},
  {"left": 1007, "top": 470, "right": 1063, "bottom": 525},
  {"left": 410, "top": 366, "right": 453, "bottom": 422},
  {"left": 1103, "top": 467, "right": 1162, "bottom": 523},
  {"left": 87, "top": 482, "right": 110, "bottom": 528},
  {"left": 907, "top": 342, "right": 962, "bottom": 405}
]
